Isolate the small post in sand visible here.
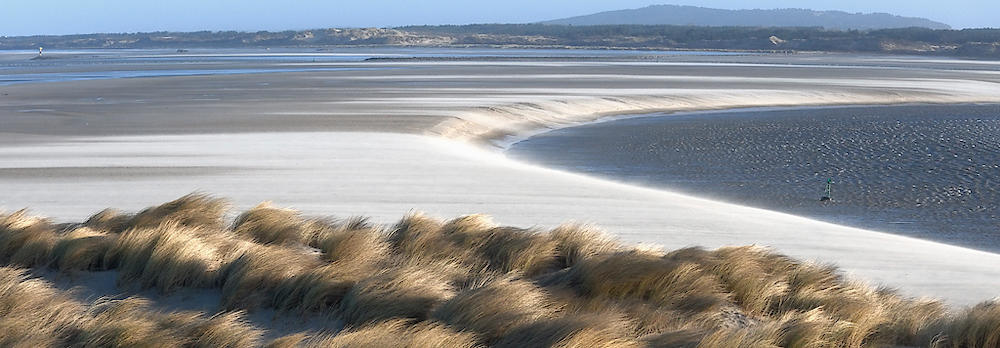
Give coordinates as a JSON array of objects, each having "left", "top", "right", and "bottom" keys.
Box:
[{"left": 820, "top": 178, "right": 833, "bottom": 202}]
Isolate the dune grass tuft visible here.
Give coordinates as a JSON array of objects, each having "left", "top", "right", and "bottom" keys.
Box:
[
  {"left": 0, "top": 267, "right": 84, "bottom": 347},
  {"left": 495, "top": 314, "right": 641, "bottom": 348},
  {"left": 314, "top": 222, "right": 390, "bottom": 265},
  {"left": 388, "top": 212, "right": 451, "bottom": 261},
  {"left": 218, "top": 243, "right": 323, "bottom": 310},
  {"left": 105, "top": 221, "right": 221, "bottom": 292},
  {"left": 84, "top": 208, "right": 131, "bottom": 233},
  {"left": 562, "top": 250, "right": 728, "bottom": 313},
  {"left": 0, "top": 267, "right": 264, "bottom": 348},
  {"left": 127, "top": 193, "right": 229, "bottom": 230},
  {"left": 549, "top": 223, "right": 621, "bottom": 268},
  {"left": 0, "top": 210, "right": 59, "bottom": 267},
  {"left": 265, "top": 333, "right": 311, "bottom": 348},
  {"left": 76, "top": 297, "right": 188, "bottom": 347},
  {"left": 161, "top": 310, "right": 263, "bottom": 348},
  {"left": 475, "top": 226, "right": 561, "bottom": 277},
  {"left": 936, "top": 301, "right": 1000, "bottom": 348},
  {"left": 232, "top": 202, "right": 307, "bottom": 245},
  {"left": 272, "top": 262, "right": 373, "bottom": 313},
  {"left": 52, "top": 227, "right": 116, "bottom": 271},
  {"left": 439, "top": 214, "right": 497, "bottom": 243},
  {"left": 705, "top": 246, "right": 793, "bottom": 316},
  {"left": 433, "top": 276, "right": 561, "bottom": 341},
  {"left": 305, "top": 319, "right": 481, "bottom": 348},
  {"left": 338, "top": 266, "right": 456, "bottom": 325}
]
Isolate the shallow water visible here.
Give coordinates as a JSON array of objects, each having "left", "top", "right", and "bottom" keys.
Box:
[
  {"left": 0, "top": 67, "right": 384, "bottom": 86},
  {"left": 0, "top": 47, "right": 749, "bottom": 85},
  {"left": 508, "top": 104, "right": 1000, "bottom": 252}
]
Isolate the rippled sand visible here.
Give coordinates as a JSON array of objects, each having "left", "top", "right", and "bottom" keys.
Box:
[{"left": 509, "top": 104, "right": 1000, "bottom": 251}]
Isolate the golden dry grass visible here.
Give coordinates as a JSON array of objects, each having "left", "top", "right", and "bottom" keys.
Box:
[
  {"left": 0, "top": 267, "right": 84, "bottom": 347},
  {"left": 338, "top": 265, "right": 456, "bottom": 325},
  {"left": 84, "top": 208, "right": 130, "bottom": 233},
  {"left": 105, "top": 221, "right": 221, "bottom": 292},
  {"left": 561, "top": 250, "right": 729, "bottom": 313},
  {"left": 475, "top": 226, "right": 561, "bottom": 277},
  {"left": 934, "top": 301, "right": 1000, "bottom": 348},
  {"left": 432, "top": 276, "right": 561, "bottom": 341},
  {"left": 0, "top": 267, "right": 264, "bottom": 348},
  {"left": 0, "top": 210, "right": 59, "bottom": 267},
  {"left": 0, "top": 194, "right": 997, "bottom": 347},
  {"left": 549, "top": 223, "right": 621, "bottom": 268},
  {"left": 494, "top": 314, "right": 642, "bottom": 348},
  {"left": 313, "top": 221, "right": 390, "bottom": 265},
  {"left": 127, "top": 193, "right": 229, "bottom": 230},
  {"left": 218, "top": 242, "right": 323, "bottom": 310},
  {"left": 301, "top": 319, "right": 482, "bottom": 348},
  {"left": 232, "top": 202, "right": 308, "bottom": 245},
  {"left": 52, "top": 227, "right": 116, "bottom": 271},
  {"left": 272, "top": 260, "right": 380, "bottom": 313}
]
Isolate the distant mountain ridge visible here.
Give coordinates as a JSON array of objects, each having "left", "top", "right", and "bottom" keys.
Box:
[{"left": 542, "top": 5, "right": 951, "bottom": 30}]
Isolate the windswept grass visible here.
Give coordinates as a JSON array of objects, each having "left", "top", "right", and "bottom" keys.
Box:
[
  {"left": 0, "top": 267, "right": 84, "bottom": 347},
  {"left": 74, "top": 298, "right": 263, "bottom": 348},
  {"left": 272, "top": 262, "right": 371, "bottom": 313},
  {"left": 559, "top": 250, "right": 729, "bottom": 313},
  {"left": 84, "top": 208, "right": 130, "bottom": 233},
  {"left": 1, "top": 194, "right": 997, "bottom": 347},
  {"left": 388, "top": 212, "right": 452, "bottom": 262},
  {"left": 0, "top": 210, "right": 59, "bottom": 267},
  {"left": 233, "top": 202, "right": 307, "bottom": 245},
  {"left": 495, "top": 314, "right": 641, "bottom": 348},
  {"left": 433, "top": 276, "right": 561, "bottom": 341},
  {"left": 105, "top": 221, "right": 222, "bottom": 292},
  {"left": 0, "top": 267, "right": 263, "bottom": 348},
  {"left": 218, "top": 243, "right": 323, "bottom": 310},
  {"left": 127, "top": 193, "right": 229, "bottom": 230},
  {"left": 339, "top": 266, "right": 456, "bottom": 325},
  {"left": 475, "top": 226, "right": 561, "bottom": 277},
  {"left": 52, "top": 227, "right": 116, "bottom": 271},
  {"left": 549, "top": 223, "right": 620, "bottom": 268},
  {"left": 299, "top": 319, "right": 481, "bottom": 348},
  {"left": 313, "top": 220, "right": 390, "bottom": 265},
  {"left": 936, "top": 301, "right": 1000, "bottom": 348}
]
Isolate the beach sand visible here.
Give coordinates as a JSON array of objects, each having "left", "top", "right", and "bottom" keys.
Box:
[{"left": 2, "top": 52, "right": 1000, "bottom": 307}]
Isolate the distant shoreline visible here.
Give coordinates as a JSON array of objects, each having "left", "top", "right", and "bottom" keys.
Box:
[{"left": 2, "top": 24, "right": 998, "bottom": 59}]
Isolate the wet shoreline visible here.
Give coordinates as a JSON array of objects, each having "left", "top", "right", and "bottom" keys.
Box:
[{"left": 508, "top": 104, "right": 1000, "bottom": 252}]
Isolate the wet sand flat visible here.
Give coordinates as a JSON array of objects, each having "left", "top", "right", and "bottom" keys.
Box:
[{"left": 509, "top": 104, "right": 1000, "bottom": 252}]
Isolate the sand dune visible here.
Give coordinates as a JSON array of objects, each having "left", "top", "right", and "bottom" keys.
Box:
[{"left": 2, "top": 196, "right": 998, "bottom": 346}]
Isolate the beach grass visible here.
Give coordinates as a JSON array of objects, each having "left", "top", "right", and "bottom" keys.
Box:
[{"left": 0, "top": 194, "right": 997, "bottom": 347}]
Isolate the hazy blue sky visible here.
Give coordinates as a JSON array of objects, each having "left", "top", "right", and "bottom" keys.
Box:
[{"left": 2, "top": 0, "right": 997, "bottom": 36}]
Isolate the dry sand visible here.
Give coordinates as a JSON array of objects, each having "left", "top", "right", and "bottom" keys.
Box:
[{"left": 2, "top": 52, "right": 1000, "bottom": 306}]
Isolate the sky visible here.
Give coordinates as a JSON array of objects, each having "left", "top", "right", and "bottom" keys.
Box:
[{"left": 2, "top": 0, "right": 998, "bottom": 36}]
